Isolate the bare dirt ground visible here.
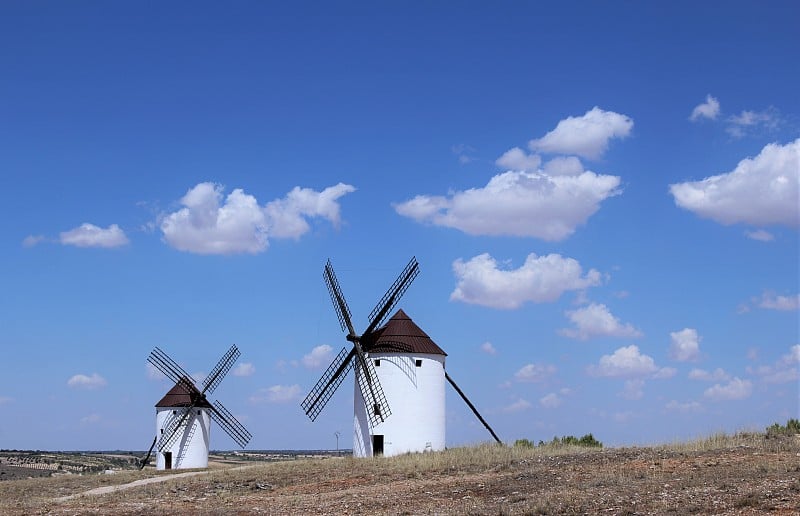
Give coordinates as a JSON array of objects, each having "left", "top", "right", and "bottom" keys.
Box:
[{"left": 1, "top": 435, "right": 798, "bottom": 515}]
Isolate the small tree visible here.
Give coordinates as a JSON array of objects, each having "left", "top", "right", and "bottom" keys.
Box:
[
  {"left": 578, "top": 433, "right": 602, "bottom": 448},
  {"left": 767, "top": 418, "right": 800, "bottom": 436}
]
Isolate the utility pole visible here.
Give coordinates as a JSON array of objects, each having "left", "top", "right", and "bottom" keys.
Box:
[{"left": 334, "top": 431, "right": 340, "bottom": 454}]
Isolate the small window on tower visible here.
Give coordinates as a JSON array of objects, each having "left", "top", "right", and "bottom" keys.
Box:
[
  {"left": 415, "top": 359, "right": 422, "bottom": 367},
  {"left": 374, "top": 359, "right": 380, "bottom": 366}
]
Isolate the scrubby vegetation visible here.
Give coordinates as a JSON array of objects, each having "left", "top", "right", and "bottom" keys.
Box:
[
  {"left": 1, "top": 431, "right": 798, "bottom": 515},
  {"left": 766, "top": 418, "right": 800, "bottom": 437},
  {"left": 514, "top": 433, "right": 603, "bottom": 449}
]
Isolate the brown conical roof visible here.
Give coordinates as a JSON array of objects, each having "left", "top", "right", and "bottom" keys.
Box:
[
  {"left": 155, "top": 377, "right": 213, "bottom": 408},
  {"left": 366, "top": 309, "right": 447, "bottom": 356}
]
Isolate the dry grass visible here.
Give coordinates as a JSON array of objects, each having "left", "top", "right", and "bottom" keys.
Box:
[{"left": 2, "top": 433, "right": 798, "bottom": 515}]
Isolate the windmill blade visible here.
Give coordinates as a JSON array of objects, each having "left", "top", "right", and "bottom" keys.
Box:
[
  {"left": 202, "top": 344, "right": 240, "bottom": 395},
  {"left": 354, "top": 346, "right": 391, "bottom": 426},
  {"left": 446, "top": 372, "right": 501, "bottom": 444},
  {"left": 324, "top": 260, "right": 357, "bottom": 337},
  {"left": 148, "top": 347, "right": 196, "bottom": 391},
  {"left": 301, "top": 347, "right": 355, "bottom": 421},
  {"left": 210, "top": 400, "right": 252, "bottom": 448},
  {"left": 157, "top": 406, "right": 194, "bottom": 452},
  {"left": 364, "top": 257, "right": 419, "bottom": 335}
]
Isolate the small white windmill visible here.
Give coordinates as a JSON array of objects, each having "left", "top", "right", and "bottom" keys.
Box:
[
  {"left": 301, "top": 258, "right": 501, "bottom": 457},
  {"left": 141, "top": 345, "right": 252, "bottom": 470}
]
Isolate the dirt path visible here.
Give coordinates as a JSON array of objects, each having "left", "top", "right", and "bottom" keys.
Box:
[{"left": 53, "top": 470, "right": 210, "bottom": 502}]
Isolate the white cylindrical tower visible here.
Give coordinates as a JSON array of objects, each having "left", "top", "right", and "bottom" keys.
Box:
[
  {"left": 154, "top": 381, "right": 212, "bottom": 470},
  {"left": 353, "top": 310, "right": 447, "bottom": 457}
]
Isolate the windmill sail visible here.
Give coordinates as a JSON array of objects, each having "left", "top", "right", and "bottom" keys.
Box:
[
  {"left": 365, "top": 257, "right": 419, "bottom": 335},
  {"left": 147, "top": 344, "right": 252, "bottom": 464},
  {"left": 301, "top": 347, "right": 355, "bottom": 421},
  {"left": 157, "top": 405, "right": 194, "bottom": 451},
  {"left": 301, "top": 257, "right": 420, "bottom": 424},
  {"left": 354, "top": 356, "right": 391, "bottom": 426},
  {"left": 210, "top": 400, "right": 252, "bottom": 448},
  {"left": 202, "top": 345, "right": 240, "bottom": 395}
]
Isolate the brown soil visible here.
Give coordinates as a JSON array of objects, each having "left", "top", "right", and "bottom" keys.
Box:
[{"left": 2, "top": 437, "right": 798, "bottom": 515}]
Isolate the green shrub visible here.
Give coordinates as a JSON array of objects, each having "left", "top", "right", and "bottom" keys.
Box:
[
  {"left": 529, "top": 434, "right": 603, "bottom": 449},
  {"left": 766, "top": 418, "right": 800, "bottom": 437},
  {"left": 513, "top": 438, "right": 535, "bottom": 448},
  {"left": 578, "top": 433, "right": 603, "bottom": 447}
]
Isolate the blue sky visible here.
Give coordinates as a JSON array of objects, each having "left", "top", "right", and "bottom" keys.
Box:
[{"left": 1, "top": 2, "right": 797, "bottom": 451}]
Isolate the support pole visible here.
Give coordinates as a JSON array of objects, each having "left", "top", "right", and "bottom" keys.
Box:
[{"left": 446, "top": 372, "right": 502, "bottom": 444}]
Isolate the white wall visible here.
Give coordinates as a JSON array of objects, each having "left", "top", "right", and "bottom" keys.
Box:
[
  {"left": 155, "top": 407, "right": 211, "bottom": 469},
  {"left": 353, "top": 353, "right": 446, "bottom": 457}
]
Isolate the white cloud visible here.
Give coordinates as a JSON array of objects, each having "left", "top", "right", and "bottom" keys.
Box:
[
  {"left": 653, "top": 367, "right": 677, "bottom": 379},
  {"left": 757, "top": 291, "right": 799, "bottom": 311},
  {"left": 559, "top": 303, "right": 642, "bottom": 340},
  {"left": 60, "top": 224, "right": 129, "bottom": 248},
  {"left": 726, "top": 108, "right": 781, "bottom": 138},
  {"left": 160, "top": 182, "right": 355, "bottom": 255},
  {"left": 689, "top": 94, "right": 720, "bottom": 121},
  {"left": 0, "top": 396, "right": 12, "bottom": 405},
  {"left": 621, "top": 379, "right": 644, "bottom": 400},
  {"left": 451, "top": 253, "right": 601, "bottom": 309},
  {"left": 783, "top": 345, "right": 800, "bottom": 365},
  {"left": 250, "top": 384, "right": 302, "bottom": 404},
  {"left": 145, "top": 363, "right": 163, "bottom": 380},
  {"left": 263, "top": 184, "right": 356, "bottom": 239},
  {"left": 745, "top": 229, "right": 774, "bottom": 242},
  {"left": 502, "top": 398, "right": 533, "bottom": 413},
  {"left": 394, "top": 168, "right": 621, "bottom": 241},
  {"left": 80, "top": 413, "right": 103, "bottom": 425},
  {"left": 496, "top": 147, "right": 542, "bottom": 172},
  {"left": 688, "top": 368, "right": 730, "bottom": 382},
  {"left": 480, "top": 342, "right": 497, "bottom": 355},
  {"left": 190, "top": 371, "right": 206, "bottom": 385},
  {"left": 161, "top": 183, "right": 267, "bottom": 254},
  {"left": 452, "top": 143, "right": 476, "bottom": 164},
  {"left": 539, "top": 393, "right": 563, "bottom": 408},
  {"left": 67, "top": 373, "right": 107, "bottom": 390},
  {"left": 703, "top": 377, "right": 752, "bottom": 401},
  {"left": 670, "top": 139, "right": 799, "bottom": 227},
  {"left": 232, "top": 362, "right": 255, "bottom": 377},
  {"left": 588, "top": 345, "right": 658, "bottom": 378},
  {"left": 302, "top": 345, "right": 334, "bottom": 369},
  {"left": 752, "top": 365, "right": 797, "bottom": 384},
  {"left": 665, "top": 400, "right": 703, "bottom": 413},
  {"left": 669, "top": 328, "right": 701, "bottom": 362},
  {"left": 542, "top": 156, "right": 585, "bottom": 176},
  {"left": 514, "top": 363, "right": 556, "bottom": 383},
  {"left": 529, "top": 107, "right": 633, "bottom": 160},
  {"left": 22, "top": 235, "right": 46, "bottom": 247},
  {"left": 750, "top": 344, "right": 799, "bottom": 384}
]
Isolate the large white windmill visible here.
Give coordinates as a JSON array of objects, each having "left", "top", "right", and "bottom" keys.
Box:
[
  {"left": 140, "top": 345, "right": 252, "bottom": 470},
  {"left": 301, "top": 257, "right": 500, "bottom": 457}
]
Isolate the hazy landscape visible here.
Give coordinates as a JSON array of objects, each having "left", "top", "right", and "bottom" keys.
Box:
[{"left": 1, "top": 428, "right": 798, "bottom": 515}]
